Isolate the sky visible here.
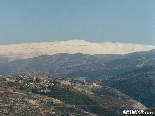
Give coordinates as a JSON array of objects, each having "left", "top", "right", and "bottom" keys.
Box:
[{"left": 0, "top": 0, "right": 155, "bottom": 45}]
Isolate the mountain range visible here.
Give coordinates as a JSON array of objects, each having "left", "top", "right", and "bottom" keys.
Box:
[
  {"left": 1, "top": 49, "right": 155, "bottom": 78},
  {"left": 0, "top": 40, "right": 155, "bottom": 61},
  {"left": 1, "top": 40, "right": 155, "bottom": 115}
]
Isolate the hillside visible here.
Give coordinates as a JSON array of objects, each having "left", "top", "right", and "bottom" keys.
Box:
[
  {"left": 0, "top": 50, "right": 155, "bottom": 79},
  {"left": 99, "top": 66, "right": 155, "bottom": 108},
  {"left": 0, "top": 75, "right": 146, "bottom": 116},
  {"left": 0, "top": 77, "right": 97, "bottom": 116}
]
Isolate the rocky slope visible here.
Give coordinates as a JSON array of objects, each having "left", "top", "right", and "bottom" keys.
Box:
[
  {"left": 0, "top": 76, "right": 147, "bottom": 116},
  {"left": 0, "top": 77, "right": 96, "bottom": 116}
]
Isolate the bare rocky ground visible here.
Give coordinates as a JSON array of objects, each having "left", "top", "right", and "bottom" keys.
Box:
[{"left": 0, "top": 77, "right": 96, "bottom": 116}]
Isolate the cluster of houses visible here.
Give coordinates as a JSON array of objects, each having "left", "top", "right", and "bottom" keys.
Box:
[{"left": 3, "top": 74, "right": 101, "bottom": 95}]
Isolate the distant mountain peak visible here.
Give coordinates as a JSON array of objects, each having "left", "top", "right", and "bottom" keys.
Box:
[{"left": 0, "top": 39, "right": 155, "bottom": 60}]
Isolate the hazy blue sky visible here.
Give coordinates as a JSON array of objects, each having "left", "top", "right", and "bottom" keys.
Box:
[{"left": 0, "top": 0, "right": 155, "bottom": 45}]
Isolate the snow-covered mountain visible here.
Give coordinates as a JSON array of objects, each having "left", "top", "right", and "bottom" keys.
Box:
[{"left": 0, "top": 40, "right": 155, "bottom": 60}]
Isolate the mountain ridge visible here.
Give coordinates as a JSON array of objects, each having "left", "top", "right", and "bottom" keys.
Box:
[
  {"left": 0, "top": 39, "right": 155, "bottom": 60},
  {"left": 1, "top": 50, "right": 155, "bottom": 78}
]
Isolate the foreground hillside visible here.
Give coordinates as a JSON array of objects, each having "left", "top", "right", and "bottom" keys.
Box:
[
  {"left": 0, "top": 78, "right": 96, "bottom": 116},
  {"left": 0, "top": 75, "right": 146, "bottom": 116}
]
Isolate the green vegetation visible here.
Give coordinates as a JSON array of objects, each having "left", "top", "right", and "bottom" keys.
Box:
[{"left": 102, "top": 66, "right": 155, "bottom": 108}]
